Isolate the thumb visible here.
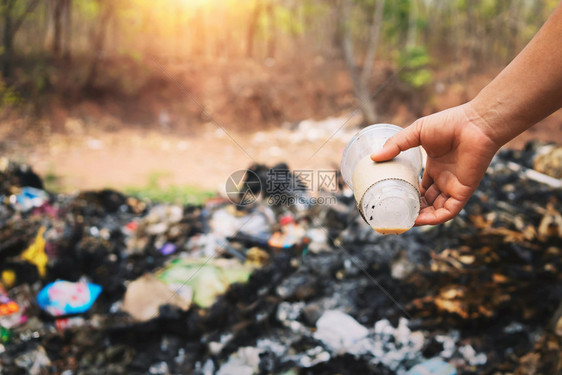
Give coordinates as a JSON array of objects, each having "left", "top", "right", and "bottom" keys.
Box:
[{"left": 370, "top": 121, "right": 422, "bottom": 162}]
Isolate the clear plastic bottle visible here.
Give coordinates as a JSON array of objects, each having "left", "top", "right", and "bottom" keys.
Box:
[{"left": 341, "top": 124, "right": 423, "bottom": 234}]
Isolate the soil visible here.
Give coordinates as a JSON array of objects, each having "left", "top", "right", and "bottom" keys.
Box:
[{"left": 1, "top": 58, "right": 560, "bottom": 194}]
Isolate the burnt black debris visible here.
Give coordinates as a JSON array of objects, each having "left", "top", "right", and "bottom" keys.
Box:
[{"left": 0, "top": 144, "right": 561, "bottom": 375}]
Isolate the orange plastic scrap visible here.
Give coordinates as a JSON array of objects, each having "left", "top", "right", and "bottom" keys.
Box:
[
  {"left": 21, "top": 226, "right": 48, "bottom": 277},
  {"left": 0, "top": 301, "right": 19, "bottom": 316},
  {"left": 0, "top": 286, "right": 20, "bottom": 316}
]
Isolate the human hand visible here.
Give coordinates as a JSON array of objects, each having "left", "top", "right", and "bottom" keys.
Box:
[{"left": 370, "top": 103, "right": 501, "bottom": 225}]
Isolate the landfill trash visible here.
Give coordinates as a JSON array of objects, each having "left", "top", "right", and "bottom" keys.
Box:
[
  {"left": 14, "top": 344, "right": 51, "bottom": 375},
  {"left": 244, "top": 246, "right": 270, "bottom": 267},
  {"left": 54, "top": 316, "right": 87, "bottom": 331},
  {"left": 341, "top": 124, "right": 423, "bottom": 234},
  {"left": 0, "top": 158, "right": 43, "bottom": 191},
  {"left": 406, "top": 358, "right": 457, "bottom": 375},
  {"left": 1, "top": 270, "right": 16, "bottom": 288},
  {"left": 0, "top": 288, "right": 19, "bottom": 318},
  {"left": 20, "top": 226, "right": 48, "bottom": 277},
  {"left": 1, "top": 325, "right": 12, "bottom": 343},
  {"left": 242, "top": 162, "right": 314, "bottom": 211},
  {"left": 210, "top": 205, "right": 272, "bottom": 240},
  {"left": 391, "top": 250, "right": 416, "bottom": 280},
  {"left": 157, "top": 258, "right": 253, "bottom": 308},
  {"left": 304, "top": 227, "right": 330, "bottom": 253},
  {"left": 533, "top": 145, "right": 562, "bottom": 178},
  {"left": 216, "top": 346, "right": 262, "bottom": 375},
  {"left": 458, "top": 344, "right": 487, "bottom": 366},
  {"left": 159, "top": 242, "right": 178, "bottom": 256},
  {"left": 9, "top": 187, "right": 48, "bottom": 212},
  {"left": 0, "top": 144, "right": 559, "bottom": 374},
  {"left": 268, "top": 215, "right": 306, "bottom": 249},
  {"left": 370, "top": 318, "right": 426, "bottom": 370},
  {"left": 122, "top": 273, "right": 192, "bottom": 322},
  {"left": 314, "top": 310, "right": 368, "bottom": 354},
  {"left": 36, "top": 280, "right": 102, "bottom": 316},
  {"left": 0, "top": 285, "right": 32, "bottom": 329}
]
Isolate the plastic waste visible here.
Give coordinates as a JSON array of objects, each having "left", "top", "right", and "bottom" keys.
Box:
[
  {"left": 0, "top": 292, "right": 19, "bottom": 317},
  {"left": 0, "top": 285, "right": 30, "bottom": 329},
  {"left": 304, "top": 227, "right": 329, "bottom": 254},
  {"left": 14, "top": 345, "right": 51, "bottom": 375},
  {"left": 21, "top": 226, "right": 48, "bottom": 277},
  {"left": 10, "top": 187, "right": 49, "bottom": 212},
  {"left": 157, "top": 258, "right": 253, "bottom": 308},
  {"left": 406, "top": 358, "right": 457, "bottom": 375},
  {"left": 371, "top": 318, "right": 425, "bottom": 370},
  {"left": 36, "top": 280, "right": 102, "bottom": 316},
  {"left": 122, "top": 273, "right": 192, "bottom": 322},
  {"left": 217, "top": 346, "right": 262, "bottom": 375},
  {"left": 211, "top": 205, "right": 271, "bottom": 240},
  {"left": 458, "top": 344, "right": 487, "bottom": 366},
  {"left": 341, "top": 124, "right": 423, "bottom": 234},
  {"left": 244, "top": 247, "right": 270, "bottom": 267},
  {"left": 0, "top": 325, "right": 12, "bottom": 343},
  {"left": 159, "top": 242, "right": 177, "bottom": 256},
  {"left": 0, "top": 285, "right": 33, "bottom": 329},
  {"left": 1, "top": 269, "right": 16, "bottom": 288},
  {"left": 314, "top": 310, "right": 369, "bottom": 354},
  {"left": 55, "top": 316, "right": 87, "bottom": 331},
  {"left": 268, "top": 215, "right": 306, "bottom": 249}
]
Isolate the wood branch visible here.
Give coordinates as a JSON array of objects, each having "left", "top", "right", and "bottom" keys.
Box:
[
  {"left": 11, "top": 0, "right": 41, "bottom": 35},
  {"left": 340, "top": 0, "right": 360, "bottom": 96},
  {"left": 340, "top": 0, "right": 378, "bottom": 123},
  {"left": 246, "top": 0, "right": 262, "bottom": 58},
  {"left": 360, "top": 0, "right": 385, "bottom": 86},
  {"left": 407, "top": 0, "right": 417, "bottom": 48}
]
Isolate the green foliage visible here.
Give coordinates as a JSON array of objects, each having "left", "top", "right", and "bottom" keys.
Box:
[
  {"left": 398, "top": 46, "right": 432, "bottom": 89},
  {"left": 17, "top": 57, "right": 51, "bottom": 98},
  {"left": 43, "top": 169, "right": 63, "bottom": 193},
  {"left": 275, "top": 6, "right": 304, "bottom": 36},
  {"left": 124, "top": 171, "right": 214, "bottom": 205},
  {"left": 381, "top": 0, "right": 410, "bottom": 44},
  {"left": 0, "top": 79, "right": 21, "bottom": 108},
  {"left": 74, "top": 0, "right": 100, "bottom": 20}
]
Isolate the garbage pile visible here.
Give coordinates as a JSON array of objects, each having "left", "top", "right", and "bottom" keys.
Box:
[{"left": 0, "top": 143, "right": 561, "bottom": 375}]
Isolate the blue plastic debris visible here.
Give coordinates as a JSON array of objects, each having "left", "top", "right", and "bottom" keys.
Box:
[
  {"left": 406, "top": 358, "right": 457, "bottom": 375},
  {"left": 36, "top": 280, "right": 102, "bottom": 316},
  {"left": 159, "top": 242, "right": 177, "bottom": 256},
  {"left": 11, "top": 187, "right": 48, "bottom": 211}
]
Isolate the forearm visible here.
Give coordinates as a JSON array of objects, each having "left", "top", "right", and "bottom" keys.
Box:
[{"left": 470, "top": 2, "right": 562, "bottom": 147}]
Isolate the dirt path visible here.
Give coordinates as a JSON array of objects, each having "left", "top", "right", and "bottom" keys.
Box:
[
  {"left": 5, "top": 116, "right": 359, "bottom": 194},
  {"left": 2, "top": 109, "right": 560, "bottom": 195}
]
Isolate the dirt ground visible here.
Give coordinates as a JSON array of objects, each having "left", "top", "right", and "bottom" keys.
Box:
[
  {"left": 3, "top": 110, "right": 560, "bottom": 196},
  {"left": 1, "top": 59, "right": 561, "bottom": 194}
]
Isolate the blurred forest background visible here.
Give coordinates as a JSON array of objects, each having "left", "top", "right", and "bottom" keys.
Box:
[{"left": 0, "top": 0, "right": 561, "bottom": 197}]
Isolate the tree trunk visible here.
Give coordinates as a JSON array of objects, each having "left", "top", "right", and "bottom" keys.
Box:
[
  {"left": 246, "top": 0, "right": 262, "bottom": 58},
  {"left": 340, "top": 0, "right": 384, "bottom": 124},
  {"left": 62, "top": 0, "right": 72, "bottom": 61},
  {"left": 2, "top": 0, "right": 41, "bottom": 78},
  {"left": 44, "top": 0, "right": 54, "bottom": 50},
  {"left": 406, "top": 0, "right": 417, "bottom": 48},
  {"left": 2, "top": 0, "right": 13, "bottom": 78},
  {"left": 266, "top": 0, "right": 276, "bottom": 59},
  {"left": 85, "top": 1, "right": 112, "bottom": 88},
  {"left": 53, "top": 0, "right": 63, "bottom": 57}
]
